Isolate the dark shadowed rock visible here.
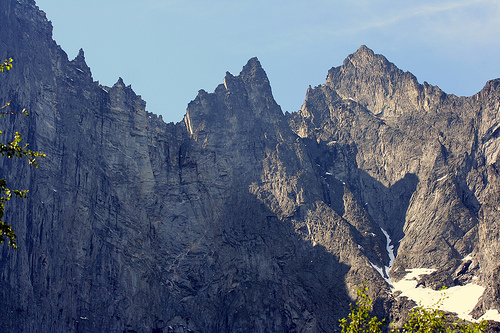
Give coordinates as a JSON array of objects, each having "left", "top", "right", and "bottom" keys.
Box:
[{"left": 0, "top": 1, "right": 499, "bottom": 332}]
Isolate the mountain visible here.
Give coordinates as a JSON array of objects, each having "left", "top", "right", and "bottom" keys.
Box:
[{"left": 1, "top": 0, "right": 500, "bottom": 332}]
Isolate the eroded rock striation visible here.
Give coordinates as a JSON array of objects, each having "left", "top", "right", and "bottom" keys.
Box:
[{"left": 0, "top": 1, "right": 499, "bottom": 332}]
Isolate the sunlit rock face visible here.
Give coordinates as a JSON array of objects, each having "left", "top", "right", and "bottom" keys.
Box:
[
  {"left": 1, "top": 1, "right": 500, "bottom": 332},
  {"left": 289, "top": 45, "right": 500, "bottom": 320}
]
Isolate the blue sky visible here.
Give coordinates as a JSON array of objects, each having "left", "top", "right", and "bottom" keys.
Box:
[{"left": 35, "top": 0, "right": 500, "bottom": 123}]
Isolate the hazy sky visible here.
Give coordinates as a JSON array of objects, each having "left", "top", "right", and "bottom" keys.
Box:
[{"left": 34, "top": 0, "right": 500, "bottom": 123}]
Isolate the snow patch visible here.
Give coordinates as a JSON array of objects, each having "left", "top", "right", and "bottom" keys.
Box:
[
  {"left": 481, "top": 309, "right": 500, "bottom": 322},
  {"left": 381, "top": 228, "right": 395, "bottom": 268},
  {"left": 393, "top": 269, "right": 500, "bottom": 322},
  {"left": 369, "top": 261, "right": 392, "bottom": 286},
  {"left": 76, "top": 68, "right": 84, "bottom": 73},
  {"left": 463, "top": 253, "right": 473, "bottom": 261},
  {"left": 369, "top": 228, "right": 396, "bottom": 286},
  {"left": 368, "top": 228, "right": 396, "bottom": 287},
  {"left": 369, "top": 261, "right": 392, "bottom": 288},
  {"left": 325, "top": 172, "right": 332, "bottom": 175},
  {"left": 437, "top": 174, "right": 448, "bottom": 182}
]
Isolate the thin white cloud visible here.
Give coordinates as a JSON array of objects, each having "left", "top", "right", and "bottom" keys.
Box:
[{"left": 344, "top": 0, "right": 495, "bottom": 34}]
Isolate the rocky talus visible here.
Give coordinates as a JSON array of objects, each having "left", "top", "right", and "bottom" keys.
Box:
[{"left": 0, "top": 1, "right": 499, "bottom": 332}]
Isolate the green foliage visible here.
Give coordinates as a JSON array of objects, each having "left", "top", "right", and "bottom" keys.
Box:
[
  {"left": 0, "top": 58, "right": 45, "bottom": 248},
  {"left": 0, "top": 58, "right": 13, "bottom": 72},
  {"left": 0, "top": 179, "right": 26, "bottom": 248},
  {"left": 340, "top": 286, "right": 488, "bottom": 333},
  {"left": 400, "top": 286, "right": 449, "bottom": 332},
  {"left": 339, "top": 285, "right": 385, "bottom": 333},
  {"left": 0, "top": 131, "right": 44, "bottom": 165},
  {"left": 401, "top": 305, "right": 488, "bottom": 333},
  {"left": 401, "top": 306, "right": 449, "bottom": 332}
]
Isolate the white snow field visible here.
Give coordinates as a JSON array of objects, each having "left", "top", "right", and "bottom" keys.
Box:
[{"left": 393, "top": 269, "right": 500, "bottom": 322}]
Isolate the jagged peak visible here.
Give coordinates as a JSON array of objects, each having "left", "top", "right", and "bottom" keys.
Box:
[
  {"left": 76, "top": 48, "right": 85, "bottom": 60},
  {"left": 238, "top": 57, "right": 274, "bottom": 99},
  {"left": 480, "top": 78, "right": 500, "bottom": 94},
  {"left": 354, "top": 45, "right": 375, "bottom": 57},
  {"left": 326, "top": 45, "right": 409, "bottom": 85},
  {"left": 114, "top": 77, "right": 125, "bottom": 87},
  {"left": 325, "top": 46, "right": 423, "bottom": 117},
  {"left": 242, "top": 57, "right": 261, "bottom": 71},
  {"left": 68, "top": 48, "right": 94, "bottom": 77},
  {"left": 216, "top": 57, "right": 274, "bottom": 100},
  {"left": 71, "top": 48, "right": 87, "bottom": 66},
  {"left": 186, "top": 56, "right": 281, "bottom": 136},
  {"left": 240, "top": 57, "right": 265, "bottom": 79},
  {"left": 343, "top": 45, "right": 390, "bottom": 69},
  {"left": 111, "top": 77, "right": 135, "bottom": 92}
]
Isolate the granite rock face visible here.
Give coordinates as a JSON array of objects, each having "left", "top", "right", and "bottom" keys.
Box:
[
  {"left": 289, "top": 45, "right": 500, "bottom": 318},
  {"left": 0, "top": 1, "right": 500, "bottom": 332}
]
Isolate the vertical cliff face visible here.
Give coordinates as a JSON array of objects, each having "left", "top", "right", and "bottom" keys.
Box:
[
  {"left": 1, "top": 1, "right": 500, "bottom": 332},
  {"left": 151, "top": 55, "right": 391, "bottom": 332},
  {"left": 289, "top": 45, "right": 500, "bottom": 319},
  {"left": 0, "top": 3, "right": 393, "bottom": 332}
]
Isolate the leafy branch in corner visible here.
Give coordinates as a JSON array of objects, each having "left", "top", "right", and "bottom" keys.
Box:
[{"left": 0, "top": 57, "right": 45, "bottom": 248}]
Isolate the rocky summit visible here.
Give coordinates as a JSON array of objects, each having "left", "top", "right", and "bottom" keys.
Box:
[{"left": 1, "top": 0, "right": 500, "bottom": 332}]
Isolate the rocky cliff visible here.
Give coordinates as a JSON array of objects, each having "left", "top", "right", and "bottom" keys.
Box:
[{"left": 0, "top": 0, "right": 499, "bottom": 332}]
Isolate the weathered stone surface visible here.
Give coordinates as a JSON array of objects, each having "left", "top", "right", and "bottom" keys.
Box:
[
  {"left": 1, "top": 1, "right": 500, "bottom": 332},
  {"left": 290, "top": 45, "right": 500, "bottom": 320}
]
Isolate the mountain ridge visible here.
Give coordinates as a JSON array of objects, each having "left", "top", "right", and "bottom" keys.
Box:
[{"left": 1, "top": 0, "right": 500, "bottom": 332}]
